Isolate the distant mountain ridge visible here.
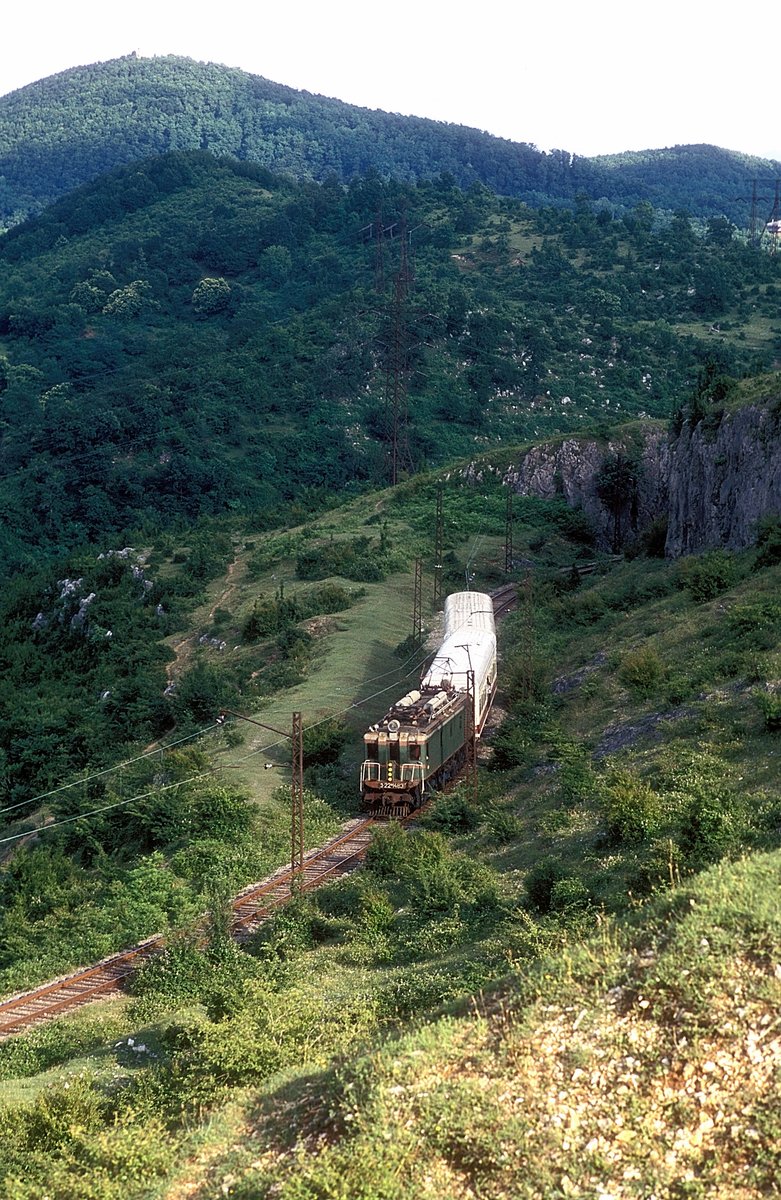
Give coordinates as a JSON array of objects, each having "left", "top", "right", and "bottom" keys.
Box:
[{"left": 0, "top": 53, "right": 778, "bottom": 228}]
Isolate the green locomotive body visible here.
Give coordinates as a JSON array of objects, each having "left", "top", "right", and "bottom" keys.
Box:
[
  {"left": 360, "top": 687, "right": 469, "bottom": 817},
  {"left": 360, "top": 591, "right": 497, "bottom": 817}
]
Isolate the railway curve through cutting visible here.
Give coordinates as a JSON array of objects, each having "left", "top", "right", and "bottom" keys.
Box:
[{"left": 0, "top": 585, "right": 515, "bottom": 1040}]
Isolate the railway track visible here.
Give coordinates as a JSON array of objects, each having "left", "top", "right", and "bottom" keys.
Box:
[
  {"left": 490, "top": 582, "right": 518, "bottom": 618},
  {"left": 230, "top": 816, "right": 378, "bottom": 938},
  {"left": 1, "top": 592, "right": 514, "bottom": 1041},
  {"left": 0, "top": 818, "right": 383, "bottom": 1040}
]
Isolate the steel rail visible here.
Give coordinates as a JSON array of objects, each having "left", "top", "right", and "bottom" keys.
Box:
[
  {"left": 0, "top": 591, "right": 513, "bottom": 1040},
  {"left": 0, "top": 820, "right": 381, "bottom": 1040}
]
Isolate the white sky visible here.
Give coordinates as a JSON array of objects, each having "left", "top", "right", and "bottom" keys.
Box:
[{"left": 1, "top": 0, "right": 778, "bottom": 161}]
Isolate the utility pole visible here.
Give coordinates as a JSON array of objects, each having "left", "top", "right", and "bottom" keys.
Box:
[
  {"left": 433, "top": 483, "right": 444, "bottom": 607},
  {"left": 387, "top": 217, "right": 414, "bottom": 486},
  {"left": 767, "top": 180, "right": 781, "bottom": 254},
  {"left": 750, "top": 179, "right": 760, "bottom": 247},
  {"left": 412, "top": 556, "right": 423, "bottom": 646},
  {"left": 519, "top": 567, "right": 535, "bottom": 702},
  {"left": 504, "top": 487, "right": 514, "bottom": 574},
  {"left": 374, "top": 206, "right": 387, "bottom": 295},
  {"left": 218, "top": 708, "right": 305, "bottom": 891},
  {"left": 291, "top": 712, "right": 304, "bottom": 884},
  {"left": 464, "top": 669, "right": 478, "bottom": 804}
]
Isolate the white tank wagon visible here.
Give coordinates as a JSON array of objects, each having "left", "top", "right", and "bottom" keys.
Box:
[
  {"left": 444, "top": 590, "right": 496, "bottom": 639},
  {"left": 360, "top": 591, "right": 497, "bottom": 817},
  {"left": 422, "top": 590, "right": 497, "bottom": 735}
]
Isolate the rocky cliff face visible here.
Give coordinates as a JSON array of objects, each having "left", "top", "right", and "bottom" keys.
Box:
[
  {"left": 500, "top": 428, "right": 669, "bottom": 553},
  {"left": 665, "top": 403, "right": 781, "bottom": 556},
  {"left": 492, "top": 392, "right": 781, "bottom": 557}
]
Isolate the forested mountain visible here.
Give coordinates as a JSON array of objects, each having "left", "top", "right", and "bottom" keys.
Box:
[
  {"left": 1, "top": 151, "right": 779, "bottom": 573},
  {"left": 1, "top": 62, "right": 781, "bottom": 1192},
  {"left": 0, "top": 53, "right": 778, "bottom": 230}
]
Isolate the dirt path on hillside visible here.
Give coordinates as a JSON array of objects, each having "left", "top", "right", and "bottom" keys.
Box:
[{"left": 164, "top": 550, "right": 243, "bottom": 689}]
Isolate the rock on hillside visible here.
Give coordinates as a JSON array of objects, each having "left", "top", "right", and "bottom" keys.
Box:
[
  {"left": 492, "top": 387, "right": 781, "bottom": 557},
  {"left": 501, "top": 427, "right": 669, "bottom": 553},
  {"left": 666, "top": 400, "right": 781, "bottom": 555}
]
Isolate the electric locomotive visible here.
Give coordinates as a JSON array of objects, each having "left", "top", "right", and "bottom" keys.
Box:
[{"left": 360, "top": 591, "right": 497, "bottom": 817}]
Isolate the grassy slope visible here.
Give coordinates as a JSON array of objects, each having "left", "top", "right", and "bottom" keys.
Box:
[
  {"left": 184, "top": 851, "right": 781, "bottom": 1200},
  {"left": 1, "top": 478, "right": 780, "bottom": 1197}
]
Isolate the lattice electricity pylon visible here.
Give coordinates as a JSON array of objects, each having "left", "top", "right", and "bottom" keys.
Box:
[
  {"left": 374, "top": 205, "right": 387, "bottom": 294},
  {"left": 504, "top": 487, "right": 514, "bottom": 574},
  {"left": 750, "top": 178, "right": 761, "bottom": 246},
  {"left": 518, "top": 567, "right": 535, "bottom": 701},
  {"left": 433, "top": 484, "right": 444, "bottom": 607},
  {"left": 413, "top": 557, "right": 423, "bottom": 646},
  {"left": 291, "top": 711, "right": 305, "bottom": 887},
  {"left": 387, "top": 218, "right": 415, "bottom": 486},
  {"left": 767, "top": 180, "right": 781, "bottom": 254},
  {"left": 219, "top": 707, "right": 305, "bottom": 894},
  {"left": 464, "top": 669, "right": 479, "bottom": 805}
]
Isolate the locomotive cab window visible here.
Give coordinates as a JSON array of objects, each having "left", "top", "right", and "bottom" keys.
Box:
[
  {"left": 409, "top": 742, "right": 421, "bottom": 760},
  {"left": 365, "top": 737, "right": 379, "bottom": 760}
]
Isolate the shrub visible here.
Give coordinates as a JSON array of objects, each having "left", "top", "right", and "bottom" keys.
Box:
[
  {"left": 551, "top": 506, "right": 595, "bottom": 545},
  {"left": 755, "top": 513, "right": 781, "bottom": 568},
  {"left": 601, "top": 768, "right": 661, "bottom": 844},
  {"left": 375, "top": 965, "right": 463, "bottom": 1018},
  {"left": 754, "top": 689, "right": 781, "bottom": 732},
  {"left": 174, "top": 660, "right": 235, "bottom": 724},
  {"left": 130, "top": 937, "right": 220, "bottom": 1008},
  {"left": 249, "top": 895, "right": 319, "bottom": 962},
  {"left": 525, "top": 856, "right": 565, "bottom": 913},
  {"left": 422, "top": 790, "right": 482, "bottom": 833},
  {"left": 365, "top": 822, "right": 410, "bottom": 878},
  {"left": 502, "top": 655, "right": 547, "bottom": 705},
  {"left": 618, "top": 644, "right": 665, "bottom": 695},
  {"left": 679, "top": 791, "right": 736, "bottom": 867},
  {"left": 556, "top": 744, "right": 601, "bottom": 805},
  {"left": 640, "top": 515, "right": 669, "bottom": 558},
  {"left": 302, "top": 716, "right": 349, "bottom": 767},
  {"left": 549, "top": 875, "right": 591, "bottom": 914},
  {"left": 490, "top": 717, "right": 535, "bottom": 768},
  {"left": 666, "top": 753, "right": 744, "bottom": 868},
  {"left": 726, "top": 600, "right": 781, "bottom": 650},
  {"left": 676, "top": 550, "right": 740, "bottom": 602},
  {"left": 486, "top": 808, "right": 524, "bottom": 843},
  {"left": 305, "top": 582, "right": 361, "bottom": 615},
  {"left": 351, "top": 887, "right": 396, "bottom": 962},
  {"left": 296, "top": 537, "right": 386, "bottom": 582},
  {"left": 565, "top": 590, "right": 608, "bottom": 626}
]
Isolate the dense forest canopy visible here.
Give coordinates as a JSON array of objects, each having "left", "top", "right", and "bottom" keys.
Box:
[
  {"left": 1, "top": 54, "right": 779, "bottom": 229},
  {"left": 1, "top": 152, "right": 779, "bottom": 575}
]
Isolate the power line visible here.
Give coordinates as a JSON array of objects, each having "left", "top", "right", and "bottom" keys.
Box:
[
  {"left": 0, "top": 597, "right": 491, "bottom": 844},
  {"left": 0, "top": 668, "right": 429, "bottom": 848},
  {"left": 1, "top": 593, "right": 496, "bottom": 847},
  {"left": 0, "top": 771, "right": 213, "bottom": 847},
  {"left": 0, "top": 723, "right": 221, "bottom": 819}
]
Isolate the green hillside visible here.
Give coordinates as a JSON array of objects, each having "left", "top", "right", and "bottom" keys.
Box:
[
  {"left": 0, "top": 115, "right": 780, "bottom": 1197},
  {"left": 1, "top": 475, "right": 779, "bottom": 1198},
  {"left": 1, "top": 54, "right": 779, "bottom": 229},
  {"left": 1, "top": 153, "right": 780, "bottom": 574}
]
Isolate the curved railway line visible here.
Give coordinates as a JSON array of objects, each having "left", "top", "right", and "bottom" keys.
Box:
[
  {"left": 0, "top": 585, "right": 516, "bottom": 1041},
  {"left": 0, "top": 818, "right": 382, "bottom": 1040}
]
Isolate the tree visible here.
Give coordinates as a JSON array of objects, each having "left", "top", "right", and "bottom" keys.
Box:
[
  {"left": 191, "top": 277, "right": 232, "bottom": 314},
  {"left": 102, "top": 279, "right": 156, "bottom": 318},
  {"left": 595, "top": 452, "right": 638, "bottom": 552}
]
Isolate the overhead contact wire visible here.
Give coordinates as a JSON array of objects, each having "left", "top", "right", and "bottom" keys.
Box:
[{"left": 0, "top": 724, "right": 221, "bottom": 818}]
